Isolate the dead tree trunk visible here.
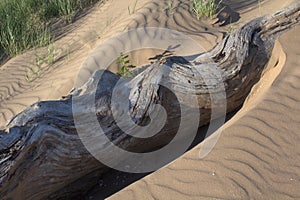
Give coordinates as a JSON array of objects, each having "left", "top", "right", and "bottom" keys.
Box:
[{"left": 0, "top": 3, "right": 299, "bottom": 200}]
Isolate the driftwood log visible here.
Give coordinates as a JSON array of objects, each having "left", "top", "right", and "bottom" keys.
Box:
[{"left": 1, "top": 3, "right": 300, "bottom": 200}]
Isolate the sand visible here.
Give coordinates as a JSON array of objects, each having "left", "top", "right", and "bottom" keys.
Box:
[
  {"left": 0, "top": 0, "right": 299, "bottom": 199},
  {"left": 107, "top": 25, "right": 300, "bottom": 200},
  {"left": 107, "top": 1, "right": 300, "bottom": 200}
]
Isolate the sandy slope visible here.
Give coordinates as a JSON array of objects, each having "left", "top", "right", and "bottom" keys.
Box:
[
  {"left": 0, "top": 0, "right": 266, "bottom": 128},
  {"left": 0, "top": 0, "right": 150, "bottom": 128},
  {"left": 0, "top": 0, "right": 299, "bottom": 199},
  {"left": 0, "top": 0, "right": 224, "bottom": 128},
  {"left": 108, "top": 25, "right": 300, "bottom": 200},
  {"left": 107, "top": 3, "right": 300, "bottom": 200}
]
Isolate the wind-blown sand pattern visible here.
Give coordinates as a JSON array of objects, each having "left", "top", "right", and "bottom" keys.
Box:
[
  {"left": 108, "top": 26, "right": 300, "bottom": 200},
  {"left": 0, "top": 0, "right": 149, "bottom": 128},
  {"left": 108, "top": 6, "right": 300, "bottom": 200},
  {"left": 0, "top": 0, "right": 299, "bottom": 199},
  {"left": 0, "top": 0, "right": 269, "bottom": 127}
]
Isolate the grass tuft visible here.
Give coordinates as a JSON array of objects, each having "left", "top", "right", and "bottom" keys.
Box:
[
  {"left": 0, "top": 0, "right": 98, "bottom": 60},
  {"left": 193, "top": 0, "right": 222, "bottom": 20},
  {"left": 116, "top": 53, "right": 136, "bottom": 78}
]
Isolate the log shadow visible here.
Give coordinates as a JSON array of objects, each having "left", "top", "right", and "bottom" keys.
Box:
[
  {"left": 222, "top": 0, "right": 265, "bottom": 12},
  {"left": 85, "top": 107, "right": 241, "bottom": 200},
  {"left": 216, "top": 0, "right": 268, "bottom": 26}
]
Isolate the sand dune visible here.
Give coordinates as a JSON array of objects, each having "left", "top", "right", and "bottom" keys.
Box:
[
  {"left": 0, "top": 0, "right": 283, "bottom": 126},
  {"left": 75, "top": 0, "right": 227, "bottom": 88},
  {"left": 107, "top": 2, "right": 300, "bottom": 200},
  {"left": 108, "top": 27, "right": 300, "bottom": 200},
  {"left": 0, "top": 0, "right": 150, "bottom": 128},
  {"left": 0, "top": 0, "right": 299, "bottom": 199},
  {"left": 0, "top": 0, "right": 222, "bottom": 128}
]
